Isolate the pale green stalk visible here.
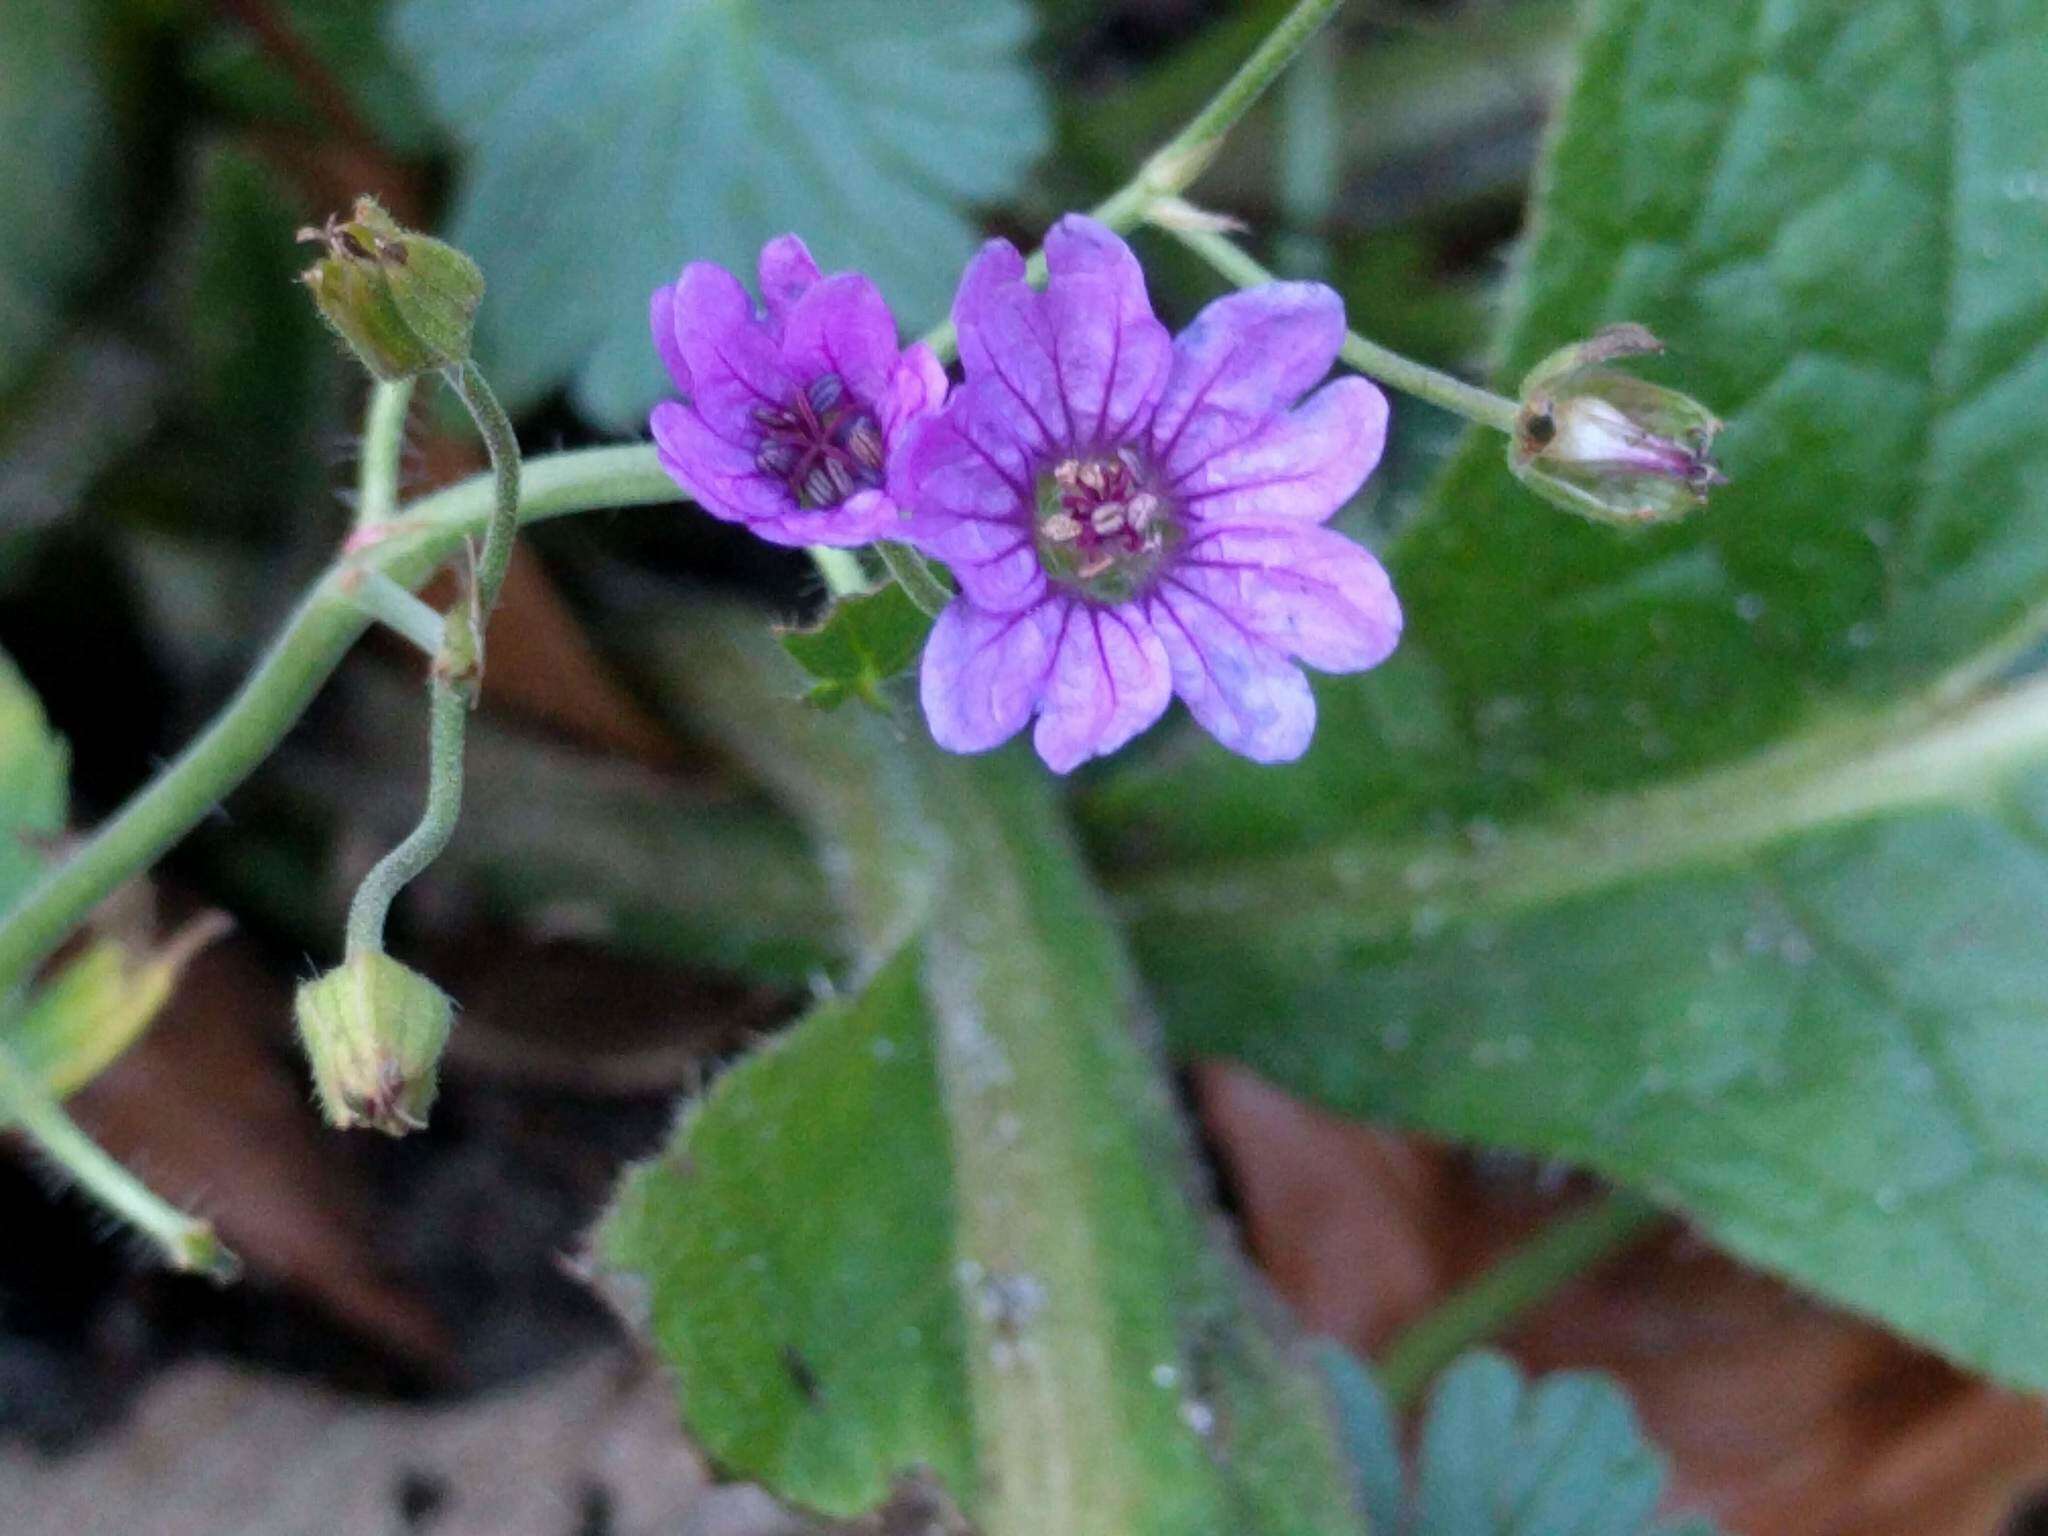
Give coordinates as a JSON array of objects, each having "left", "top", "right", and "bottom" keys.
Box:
[
  {"left": 1163, "top": 218, "right": 1524, "bottom": 433},
  {"left": 354, "top": 378, "right": 414, "bottom": 529},
  {"left": 807, "top": 545, "right": 869, "bottom": 599},
  {"left": 0, "top": 1039, "right": 239, "bottom": 1279},
  {"left": 1377, "top": 1192, "right": 1660, "bottom": 1407},
  {"left": 918, "top": 0, "right": 1347, "bottom": 366}
]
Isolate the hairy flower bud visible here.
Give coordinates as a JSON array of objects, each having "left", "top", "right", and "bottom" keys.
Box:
[
  {"left": 1510, "top": 324, "right": 1724, "bottom": 526},
  {"left": 293, "top": 951, "right": 454, "bottom": 1135},
  {"left": 298, "top": 197, "right": 484, "bottom": 381}
]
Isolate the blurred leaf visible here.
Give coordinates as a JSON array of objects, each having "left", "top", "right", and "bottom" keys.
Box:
[
  {"left": 598, "top": 608, "right": 1362, "bottom": 1533},
  {"left": 778, "top": 584, "right": 931, "bottom": 711},
  {"left": 1314, "top": 1343, "right": 1405, "bottom": 1536},
  {"left": 0, "top": 335, "right": 163, "bottom": 560},
  {"left": 189, "top": 0, "right": 435, "bottom": 154},
  {"left": 6, "top": 916, "right": 227, "bottom": 1098},
  {"left": 1313, "top": 1346, "right": 1719, "bottom": 1536},
  {"left": 390, "top": 0, "right": 1050, "bottom": 425},
  {"left": 184, "top": 141, "right": 337, "bottom": 514},
  {"left": 1408, "top": 1352, "right": 1720, "bottom": 1536},
  {"left": 0, "top": 0, "right": 119, "bottom": 394},
  {"left": 1106, "top": 0, "right": 2048, "bottom": 1392},
  {"left": 0, "top": 646, "right": 67, "bottom": 911}
]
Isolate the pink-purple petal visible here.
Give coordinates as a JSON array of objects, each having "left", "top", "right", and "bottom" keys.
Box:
[
  {"left": 883, "top": 342, "right": 950, "bottom": 449},
  {"left": 651, "top": 399, "right": 788, "bottom": 529},
  {"left": 1040, "top": 215, "right": 1172, "bottom": 450},
  {"left": 757, "top": 235, "right": 823, "bottom": 332},
  {"left": 1031, "top": 601, "right": 1173, "bottom": 773},
  {"left": 650, "top": 282, "right": 690, "bottom": 394},
  {"left": 742, "top": 486, "right": 906, "bottom": 548},
  {"left": 1148, "top": 283, "right": 1348, "bottom": 483},
  {"left": 920, "top": 599, "right": 1061, "bottom": 755},
  {"left": 1172, "top": 521, "right": 1402, "bottom": 672},
  {"left": 1146, "top": 583, "right": 1318, "bottom": 763},
  {"left": 894, "top": 385, "right": 1046, "bottom": 612},
  {"left": 1176, "top": 376, "right": 1389, "bottom": 526},
  {"left": 673, "top": 262, "right": 796, "bottom": 441},
  {"left": 781, "top": 272, "right": 899, "bottom": 408}
]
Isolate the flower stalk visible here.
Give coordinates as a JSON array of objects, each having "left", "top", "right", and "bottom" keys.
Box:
[
  {"left": 918, "top": 0, "right": 1345, "bottom": 367},
  {"left": 0, "top": 1038, "right": 239, "bottom": 1280},
  {"left": 1160, "top": 215, "right": 1524, "bottom": 434}
]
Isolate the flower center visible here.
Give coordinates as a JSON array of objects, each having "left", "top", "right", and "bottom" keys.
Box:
[
  {"left": 753, "top": 373, "right": 885, "bottom": 510},
  {"left": 1034, "top": 450, "right": 1178, "bottom": 604}
]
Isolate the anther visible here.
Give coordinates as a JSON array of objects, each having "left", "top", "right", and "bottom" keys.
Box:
[
  {"left": 755, "top": 440, "right": 799, "bottom": 477},
  {"left": 807, "top": 373, "right": 846, "bottom": 413},
  {"left": 845, "top": 421, "right": 884, "bottom": 470},
  {"left": 1041, "top": 512, "right": 1082, "bottom": 543},
  {"left": 1089, "top": 502, "right": 1127, "bottom": 536}
]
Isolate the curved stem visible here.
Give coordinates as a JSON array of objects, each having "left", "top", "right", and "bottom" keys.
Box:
[
  {"left": 1163, "top": 220, "right": 1523, "bottom": 433},
  {"left": 0, "top": 446, "right": 672, "bottom": 997},
  {"left": 343, "top": 664, "right": 468, "bottom": 956},
  {"left": 1376, "top": 1191, "right": 1661, "bottom": 1408},
  {"left": 446, "top": 360, "right": 521, "bottom": 620}
]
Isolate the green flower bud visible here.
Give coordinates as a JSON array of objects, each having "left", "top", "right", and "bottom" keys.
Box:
[
  {"left": 298, "top": 197, "right": 484, "bottom": 381},
  {"left": 1510, "top": 324, "right": 1725, "bottom": 527},
  {"left": 293, "top": 951, "right": 454, "bottom": 1135}
]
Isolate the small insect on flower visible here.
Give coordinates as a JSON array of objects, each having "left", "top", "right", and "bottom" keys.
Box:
[
  {"left": 648, "top": 236, "right": 947, "bottom": 547},
  {"left": 892, "top": 215, "right": 1401, "bottom": 772}
]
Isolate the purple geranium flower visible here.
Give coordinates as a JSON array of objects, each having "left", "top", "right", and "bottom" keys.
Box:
[
  {"left": 893, "top": 215, "right": 1400, "bottom": 772},
  {"left": 650, "top": 236, "right": 946, "bottom": 547}
]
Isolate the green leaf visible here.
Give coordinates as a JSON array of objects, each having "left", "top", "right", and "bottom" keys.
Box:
[
  {"left": 7, "top": 917, "right": 226, "bottom": 1098},
  {"left": 778, "top": 583, "right": 932, "bottom": 711},
  {"left": 600, "top": 947, "right": 975, "bottom": 1509},
  {"left": 0, "top": 0, "right": 119, "bottom": 394},
  {"left": 597, "top": 608, "right": 1362, "bottom": 1535},
  {"left": 1314, "top": 1346, "right": 1721, "bottom": 1536},
  {"left": 389, "top": 0, "right": 1049, "bottom": 426},
  {"left": 0, "top": 646, "right": 66, "bottom": 913},
  {"left": 1104, "top": 0, "right": 2048, "bottom": 1392},
  {"left": 1410, "top": 1352, "right": 1719, "bottom": 1536}
]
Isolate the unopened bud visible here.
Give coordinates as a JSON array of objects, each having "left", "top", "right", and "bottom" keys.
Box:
[
  {"left": 293, "top": 951, "right": 454, "bottom": 1135},
  {"left": 298, "top": 197, "right": 484, "bottom": 381},
  {"left": 1510, "top": 324, "right": 1724, "bottom": 526}
]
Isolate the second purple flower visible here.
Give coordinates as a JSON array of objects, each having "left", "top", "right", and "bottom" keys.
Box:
[
  {"left": 894, "top": 215, "right": 1402, "bottom": 771},
  {"left": 650, "top": 236, "right": 946, "bottom": 547}
]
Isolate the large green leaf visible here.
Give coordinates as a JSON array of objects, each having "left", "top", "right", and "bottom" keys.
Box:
[
  {"left": 1101, "top": 0, "right": 2048, "bottom": 1391},
  {"left": 0, "top": 0, "right": 118, "bottom": 395},
  {"left": 390, "top": 0, "right": 1048, "bottom": 425},
  {"left": 597, "top": 610, "right": 1361, "bottom": 1535},
  {"left": 1133, "top": 683, "right": 2048, "bottom": 1388}
]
